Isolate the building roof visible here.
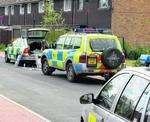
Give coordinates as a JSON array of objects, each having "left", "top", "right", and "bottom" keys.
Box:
[{"left": 0, "top": 0, "right": 39, "bottom": 6}]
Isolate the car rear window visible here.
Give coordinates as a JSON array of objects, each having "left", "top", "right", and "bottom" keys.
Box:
[
  {"left": 90, "top": 39, "right": 116, "bottom": 52},
  {"left": 28, "top": 30, "right": 47, "bottom": 38}
]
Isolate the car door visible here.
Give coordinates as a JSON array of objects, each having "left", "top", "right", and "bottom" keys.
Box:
[
  {"left": 143, "top": 93, "right": 150, "bottom": 122},
  {"left": 12, "top": 39, "right": 21, "bottom": 60},
  {"left": 52, "top": 36, "right": 66, "bottom": 69},
  {"left": 63, "top": 36, "right": 74, "bottom": 67},
  {"left": 87, "top": 73, "right": 131, "bottom": 122},
  {"left": 10, "top": 40, "right": 17, "bottom": 60},
  {"left": 111, "top": 75, "right": 149, "bottom": 122},
  {"left": 7, "top": 43, "right": 13, "bottom": 59},
  {"left": 132, "top": 85, "right": 150, "bottom": 122}
]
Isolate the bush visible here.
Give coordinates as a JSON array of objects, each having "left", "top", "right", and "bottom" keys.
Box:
[
  {"left": 119, "top": 39, "right": 150, "bottom": 60},
  {"left": 119, "top": 39, "right": 131, "bottom": 58},
  {"left": 128, "top": 49, "right": 139, "bottom": 60},
  {"left": 0, "top": 44, "right": 6, "bottom": 52}
]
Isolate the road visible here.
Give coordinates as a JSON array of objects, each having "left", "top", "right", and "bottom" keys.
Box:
[{"left": 0, "top": 62, "right": 103, "bottom": 122}]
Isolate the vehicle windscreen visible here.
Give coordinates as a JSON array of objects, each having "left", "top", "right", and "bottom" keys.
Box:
[
  {"left": 90, "top": 39, "right": 116, "bottom": 52},
  {"left": 28, "top": 30, "right": 48, "bottom": 39}
]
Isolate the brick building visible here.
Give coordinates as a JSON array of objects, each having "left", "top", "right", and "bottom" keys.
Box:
[{"left": 111, "top": 0, "right": 150, "bottom": 47}]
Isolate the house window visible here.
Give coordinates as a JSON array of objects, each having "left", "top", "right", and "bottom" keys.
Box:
[
  {"left": 27, "top": 3, "right": 31, "bottom": 14},
  {"left": 11, "top": 5, "right": 14, "bottom": 15},
  {"left": 20, "top": 4, "right": 24, "bottom": 15},
  {"left": 64, "top": 0, "right": 72, "bottom": 11},
  {"left": 78, "top": 0, "right": 84, "bottom": 10},
  {"left": 5, "top": 6, "right": 9, "bottom": 15},
  {"left": 38, "top": 1, "right": 44, "bottom": 13},
  {"left": 99, "top": 0, "right": 110, "bottom": 9}
]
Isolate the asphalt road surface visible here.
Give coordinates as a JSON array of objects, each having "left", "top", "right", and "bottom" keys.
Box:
[{"left": 0, "top": 62, "right": 103, "bottom": 122}]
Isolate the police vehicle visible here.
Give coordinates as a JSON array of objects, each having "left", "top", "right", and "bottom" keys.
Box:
[{"left": 41, "top": 28, "right": 125, "bottom": 82}]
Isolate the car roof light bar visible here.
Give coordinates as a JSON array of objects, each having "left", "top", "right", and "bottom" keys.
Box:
[{"left": 74, "top": 27, "right": 112, "bottom": 34}]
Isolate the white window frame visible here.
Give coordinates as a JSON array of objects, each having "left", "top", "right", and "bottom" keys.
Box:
[
  {"left": 99, "top": 0, "right": 110, "bottom": 9},
  {"left": 78, "top": 0, "right": 84, "bottom": 10},
  {"left": 10, "top": 5, "right": 14, "bottom": 15},
  {"left": 20, "top": 4, "right": 24, "bottom": 15},
  {"left": 5, "top": 6, "right": 9, "bottom": 15},
  {"left": 38, "top": 1, "right": 45, "bottom": 13},
  {"left": 64, "top": 0, "right": 72, "bottom": 12},
  {"left": 27, "top": 3, "right": 31, "bottom": 14}
]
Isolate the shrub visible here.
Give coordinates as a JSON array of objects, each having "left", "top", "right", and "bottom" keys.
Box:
[
  {"left": 119, "top": 39, "right": 150, "bottom": 60},
  {"left": 0, "top": 44, "right": 6, "bottom": 52}
]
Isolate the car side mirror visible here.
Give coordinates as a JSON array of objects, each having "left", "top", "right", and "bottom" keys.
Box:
[{"left": 80, "top": 93, "right": 94, "bottom": 104}]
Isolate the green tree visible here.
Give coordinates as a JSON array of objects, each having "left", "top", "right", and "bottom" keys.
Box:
[{"left": 42, "top": 0, "right": 64, "bottom": 28}]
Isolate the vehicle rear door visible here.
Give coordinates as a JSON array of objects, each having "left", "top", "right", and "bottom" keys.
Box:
[{"left": 87, "top": 37, "right": 121, "bottom": 70}]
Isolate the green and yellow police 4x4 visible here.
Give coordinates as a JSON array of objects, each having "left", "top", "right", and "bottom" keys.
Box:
[{"left": 41, "top": 29, "right": 125, "bottom": 82}]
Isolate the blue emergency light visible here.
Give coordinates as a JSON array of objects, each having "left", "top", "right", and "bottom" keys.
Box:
[{"left": 74, "top": 27, "right": 111, "bottom": 34}]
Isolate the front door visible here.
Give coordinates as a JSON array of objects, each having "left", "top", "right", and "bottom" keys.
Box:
[{"left": 90, "top": 73, "right": 131, "bottom": 122}]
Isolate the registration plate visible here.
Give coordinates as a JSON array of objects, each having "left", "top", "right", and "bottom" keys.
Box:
[{"left": 87, "top": 57, "right": 97, "bottom": 67}]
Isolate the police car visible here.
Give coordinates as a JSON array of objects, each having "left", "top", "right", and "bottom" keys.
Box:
[
  {"left": 41, "top": 28, "right": 125, "bottom": 82},
  {"left": 5, "top": 28, "right": 49, "bottom": 66}
]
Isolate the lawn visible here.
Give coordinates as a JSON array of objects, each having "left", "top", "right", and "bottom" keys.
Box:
[{"left": 126, "top": 59, "right": 140, "bottom": 67}]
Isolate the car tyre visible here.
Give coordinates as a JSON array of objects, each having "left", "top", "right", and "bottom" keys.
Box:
[
  {"left": 18, "top": 60, "right": 24, "bottom": 67},
  {"left": 66, "top": 63, "right": 78, "bottom": 82},
  {"left": 5, "top": 52, "right": 10, "bottom": 63},
  {"left": 81, "top": 116, "right": 84, "bottom": 122},
  {"left": 42, "top": 59, "right": 54, "bottom": 75}
]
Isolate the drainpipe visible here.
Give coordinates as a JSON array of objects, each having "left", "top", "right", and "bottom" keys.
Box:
[
  {"left": 72, "top": 0, "right": 75, "bottom": 27},
  {"left": 85, "top": 0, "right": 89, "bottom": 27},
  {"left": 8, "top": 6, "right": 11, "bottom": 26}
]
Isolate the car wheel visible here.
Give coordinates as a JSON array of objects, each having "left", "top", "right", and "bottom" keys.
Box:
[
  {"left": 18, "top": 60, "right": 24, "bottom": 67},
  {"left": 42, "top": 59, "right": 54, "bottom": 75},
  {"left": 66, "top": 63, "right": 78, "bottom": 82},
  {"left": 146, "top": 63, "right": 150, "bottom": 67},
  {"left": 5, "top": 52, "right": 10, "bottom": 63},
  {"left": 81, "top": 116, "right": 84, "bottom": 122}
]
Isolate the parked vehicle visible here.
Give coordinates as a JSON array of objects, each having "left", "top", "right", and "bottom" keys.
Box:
[
  {"left": 140, "top": 54, "right": 150, "bottom": 67},
  {"left": 80, "top": 67, "right": 150, "bottom": 122},
  {"left": 5, "top": 28, "right": 49, "bottom": 66},
  {"left": 41, "top": 28, "right": 125, "bottom": 82}
]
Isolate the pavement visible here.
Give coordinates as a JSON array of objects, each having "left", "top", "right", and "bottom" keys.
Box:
[{"left": 0, "top": 95, "right": 50, "bottom": 122}]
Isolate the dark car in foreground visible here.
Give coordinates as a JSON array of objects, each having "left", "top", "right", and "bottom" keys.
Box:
[{"left": 80, "top": 67, "right": 150, "bottom": 122}]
